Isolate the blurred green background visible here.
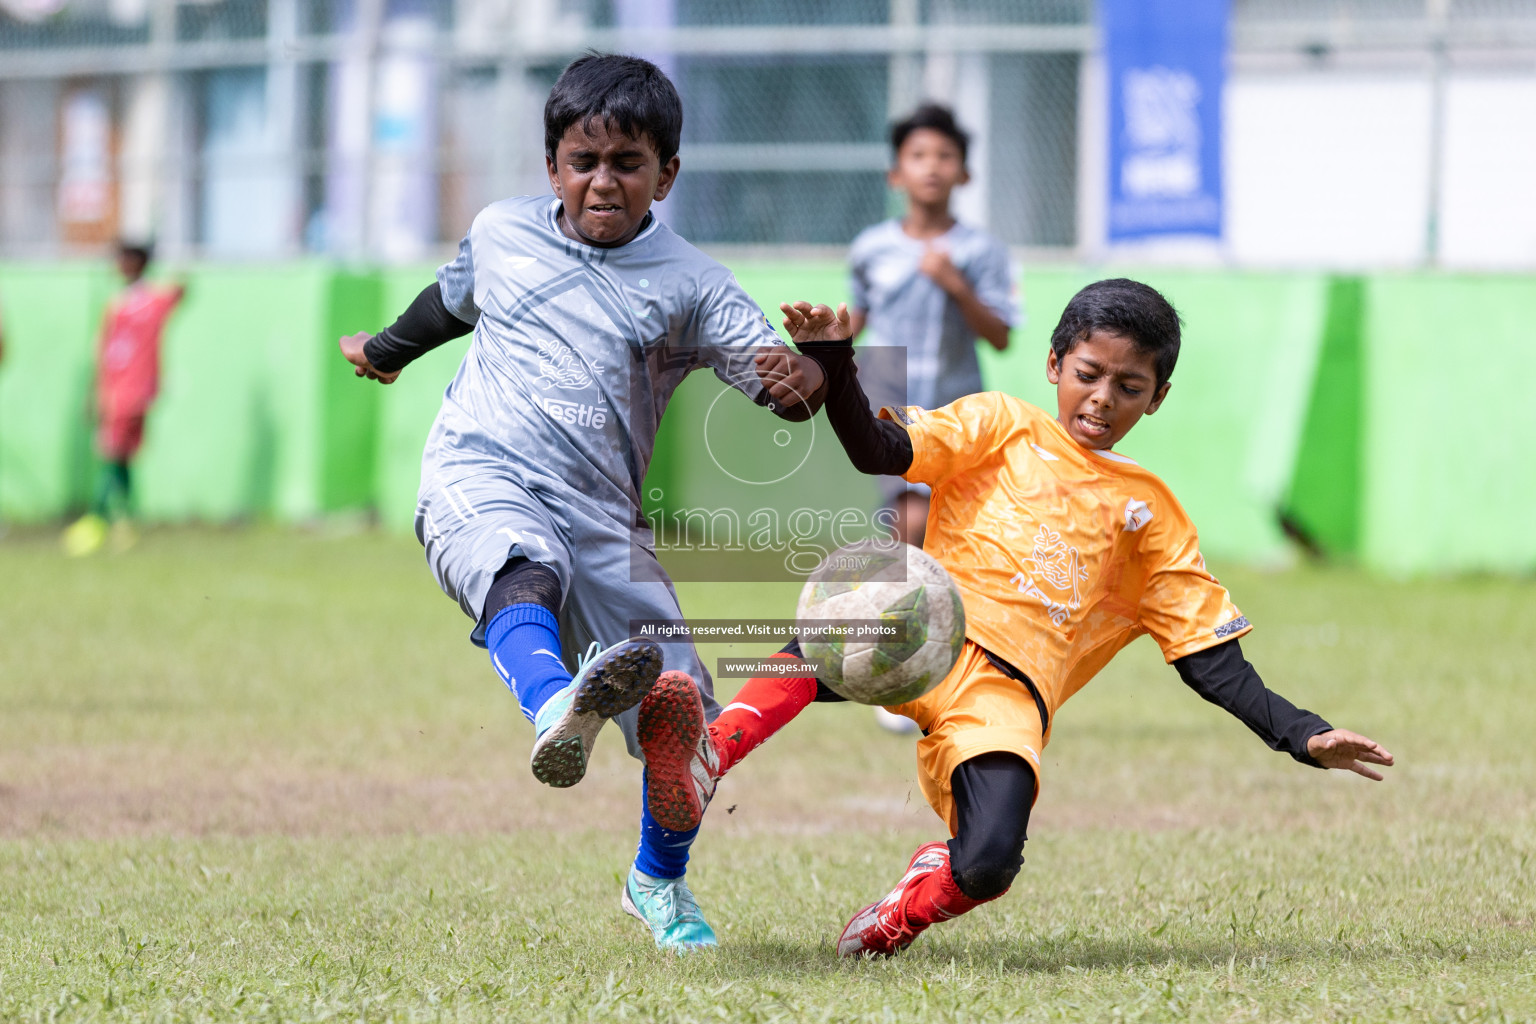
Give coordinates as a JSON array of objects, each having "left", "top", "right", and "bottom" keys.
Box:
[{"left": 2, "top": 261, "right": 1533, "bottom": 576}]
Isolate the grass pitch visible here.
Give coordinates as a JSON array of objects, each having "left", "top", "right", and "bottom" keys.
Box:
[{"left": 0, "top": 527, "right": 1532, "bottom": 1022}]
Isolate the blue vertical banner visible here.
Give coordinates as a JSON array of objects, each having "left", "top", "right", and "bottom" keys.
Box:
[{"left": 1102, "top": 0, "right": 1229, "bottom": 241}]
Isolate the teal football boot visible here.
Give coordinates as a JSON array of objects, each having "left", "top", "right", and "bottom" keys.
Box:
[
  {"left": 622, "top": 866, "right": 718, "bottom": 951},
  {"left": 529, "top": 638, "right": 662, "bottom": 787}
]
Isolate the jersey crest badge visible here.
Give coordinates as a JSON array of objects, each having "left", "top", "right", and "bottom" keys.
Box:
[
  {"left": 1008, "top": 524, "right": 1089, "bottom": 626},
  {"left": 534, "top": 338, "right": 600, "bottom": 391},
  {"left": 1024, "top": 525, "right": 1088, "bottom": 607},
  {"left": 1123, "top": 499, "right": 1153, "bottom": 532}
]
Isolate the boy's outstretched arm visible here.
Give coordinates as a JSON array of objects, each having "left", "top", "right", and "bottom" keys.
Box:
[
  {"left": 779, "top": 301, "right": 913, "bottom": 475},
  {"left": 339, "top": 282, "right": 474, "bottom": 385},
  {"left": 752, "top": 346, "right": 828, "bottom": 422},
  {"left": 1174, "top": 638, "right": 1394, "bottom": 781}
]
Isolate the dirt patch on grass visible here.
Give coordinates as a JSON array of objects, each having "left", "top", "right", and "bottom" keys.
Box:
[
  {"left": 2, "top": 742, "right": 1526, "bottom": 841},
  {"left": 0, "top": 743, "right": 934, "bottom": 840},
  {"left": 0, "top": 742, "right": 633, "bottom": 839},
  {"left": 0, "top": 747, "right": 1234, "bottom": 840}
]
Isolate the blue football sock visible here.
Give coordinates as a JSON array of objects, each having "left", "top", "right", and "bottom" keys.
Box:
[
  {"left": 486, "top": 603, "right": 570, "bottom": 724},
  {"left": 634, "top": 772, "right": 698, "bottom": 880}
]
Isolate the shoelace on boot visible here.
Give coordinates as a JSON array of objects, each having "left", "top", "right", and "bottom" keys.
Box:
[
  {"left": 640, "top": 876, "right": 703, "bottom": 924},
  {"left": 571, "top": 640, "right": 604, "bottom": 678}
]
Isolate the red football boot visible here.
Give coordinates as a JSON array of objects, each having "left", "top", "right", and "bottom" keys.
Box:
[
  {"left": 637, "top": 671, "right": 720, "bottom": 832},
  {"left": 838, "top": 840, "right": 997, "bottom": 958},
  {"left": 838, "top": 842, "right": 952, "bottom": 957}
]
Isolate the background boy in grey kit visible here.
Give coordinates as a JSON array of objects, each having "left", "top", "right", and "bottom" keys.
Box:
[
  {"left": 849, "top": 103, "right": 1019, "bottom": 549},
  {"left": 338, "top": 53, "right": 827, "bottom": 950}
]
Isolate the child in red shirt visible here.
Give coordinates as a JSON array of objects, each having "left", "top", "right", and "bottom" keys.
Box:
[{"left": 63, "top": 242, "right": 184, "bottom": 556}]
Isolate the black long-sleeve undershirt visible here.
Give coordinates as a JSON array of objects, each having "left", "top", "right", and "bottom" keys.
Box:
[
  {"left": 1175, "top": 638, "right": 1332, "bottom": 766},
  {"left": 976, "top": 637, "right": 1327, "bottom": 766},
  {"left": 362, "top": 282, "right": 474, "bottom": 374},
  {"left": 797, "top": 340, "right": 913, "bottom": 474},
  {"left": 808, "top": 635, "right": 1329, "bottom": 766}
]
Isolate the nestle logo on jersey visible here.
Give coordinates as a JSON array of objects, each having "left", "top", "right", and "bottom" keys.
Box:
[{"left": 539, "top": 396, "right": 608, "bottom": 429}]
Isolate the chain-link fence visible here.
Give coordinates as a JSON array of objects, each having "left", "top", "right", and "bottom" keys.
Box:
[{"left": 1, "top": 0, "right": 1533, "bottom": 260}]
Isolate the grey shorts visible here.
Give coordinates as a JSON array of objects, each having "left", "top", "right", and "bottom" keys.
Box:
[{"left": 415, "top": 470, "right": 718, "bottom": 759}]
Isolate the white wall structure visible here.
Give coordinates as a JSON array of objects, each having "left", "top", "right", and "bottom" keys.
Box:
[
  {"left": 195, "top": 0, "right": 302, "bottom": 258},
  {"left": 1225, "top": 72, "right": 1435, "bottom": 267},
  {"left": 0, "top": 79, "right": 60, "bottom": 252},
  {"left": 119, "top": 72, "right": 169, "bottom": 243},
  {"left": 368, "top": 14, "right": 438, "bottom": 262},
  {"left": 1222, "top": 65, "right": 1536, "bottom": 270},
  {"left": 200, "top": 69, "right": 292, "bottom": 255},
  {"left": 2, "top": 1, "right": 1533, "bottom": 264},
  {"left": 1438, "top": 73, "right": 1536, "bottom": 269}
]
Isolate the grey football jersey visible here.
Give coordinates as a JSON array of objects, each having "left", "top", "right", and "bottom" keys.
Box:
[
  {"left": 428, "top": 195, "right": 778, "bottom": 521},
  {"left": 848, "top": 219, "right": 1019, "bottom": 412}
]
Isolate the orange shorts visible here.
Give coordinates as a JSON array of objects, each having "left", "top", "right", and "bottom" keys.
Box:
[{"left": 887, "top": 639, "right": 1050, "bottom": 836}]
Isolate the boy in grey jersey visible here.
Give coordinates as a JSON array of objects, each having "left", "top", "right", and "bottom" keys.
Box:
[
  {"left": 339, "top": 54, "right": 827, "bottom": 950},
  {"left": 848, "top": 104, "right": 1019, "bottom": 548},
  {"left": 419, "top": 192, "right": 790, "bottom": 627}
]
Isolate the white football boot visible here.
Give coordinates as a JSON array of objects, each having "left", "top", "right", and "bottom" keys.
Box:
[{"left": 529, "top": 639, "right": 662, "bottom": 787}]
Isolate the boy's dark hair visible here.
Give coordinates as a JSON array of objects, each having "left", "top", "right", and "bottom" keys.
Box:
[
  {"left": 890, "top": 104, "right": 969, "bottom": 166},
  {"left": 544, "top": 53, "right": 683, "bottom": 165},
  {"left": 1050, "top": 279, "right": 1182, "bottom": 387},
  {"left": 116, "top": 240, "right": 152, "bottom": 270}
]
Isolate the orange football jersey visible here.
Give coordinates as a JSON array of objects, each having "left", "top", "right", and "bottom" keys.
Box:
[{"left": 884, "top": 392, "right": 1251, "bottom": 716}]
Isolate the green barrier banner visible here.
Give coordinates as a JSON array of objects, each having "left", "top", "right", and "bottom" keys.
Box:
[
  {"left": 0, "top": 263, "right": 115, "bottom": 522},
  {"left": 134, "top": 264, "right": 382, "bottom": 523},
  {"left": 1282, "top": 277, "right": 1364, "bottom": 559},
  {"left": 1360, "top": 275, "right": 1536, "bottom": 575},
  {"left": 0, "top": 263, "right": 382, "bottom": 525},
  {"left": 4, "top": 259, "right": 1532, "bottom": 577}
]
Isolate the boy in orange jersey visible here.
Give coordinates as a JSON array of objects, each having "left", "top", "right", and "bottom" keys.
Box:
[{"left": 699, "top": 279, "right": 1393, "bottom": 957}]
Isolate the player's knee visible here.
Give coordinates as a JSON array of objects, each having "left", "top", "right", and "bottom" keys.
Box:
[
  {"left": 950, "top": 842, "right": 1024, "bottom": 901},
  {"left": 950, "top": 820, "right": 1027, "bottom": 900},
  {"left": 484, "top": 558, "right": 562, "bottom": 619}
]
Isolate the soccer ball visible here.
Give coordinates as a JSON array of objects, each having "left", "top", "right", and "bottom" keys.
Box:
[{"left": 796, "top": 539, "right": 966, "bottom": 706}]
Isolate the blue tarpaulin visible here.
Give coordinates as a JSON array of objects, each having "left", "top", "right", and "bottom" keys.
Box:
[{"left": 1103, "top": 0, "right": 1229, "bottom": 241}]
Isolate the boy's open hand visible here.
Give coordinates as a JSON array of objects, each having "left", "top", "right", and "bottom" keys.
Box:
[
  {"left": 1306, "top": 729, "right": 1395, "bottom": 781},
  {"left": 754, "top": 345, "right": 826, "bottom": 409},
  {"left": 339, "top": 331, "right": 400, "bottom": 385},
  {"left": 779, "top": 301, "right": 853, "bottom": 346}
]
